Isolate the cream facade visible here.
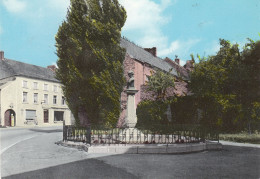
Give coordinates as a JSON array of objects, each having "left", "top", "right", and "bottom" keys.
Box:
[
  {"left": 0, "top": 51, "right": 73, "bottom": 127},
  {"left": 0, "top": 76, "right": 73, "bottom": 126}
]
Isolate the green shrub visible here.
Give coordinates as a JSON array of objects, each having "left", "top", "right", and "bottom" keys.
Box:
[{"left": 136, "top": 100, "right": 169, "bottom": 130}]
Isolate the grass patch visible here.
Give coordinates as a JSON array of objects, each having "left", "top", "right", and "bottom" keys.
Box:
[{"left": 219, "top": 132, "right": 260, "bottom": 144}]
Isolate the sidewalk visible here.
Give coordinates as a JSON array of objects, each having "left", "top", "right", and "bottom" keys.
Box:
[
  {"left": 56, "top": 140, "right": 222, "bottom": 154},
  {"left": 219, "top": 140, "right": 260, "bottom": 148},
  {"left": 0, "top": 124, "right": 63, "bottom": 130}
]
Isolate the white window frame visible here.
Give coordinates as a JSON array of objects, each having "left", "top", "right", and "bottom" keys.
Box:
[
  {"left": 54, "top": 85, "right": 57, "bottom": 92},
  {"left": 23, "top": 92, "right": 28, "bottom": 103},
  {"left": 33, "top": 82, "right": 38, "bottom": 90},
  {"left": 44, "top": 94, "right": 48, "bottom": 104},
  {"left": 53, "top": 95, "right": 57, "bottom": 104},
  {"left": 44, "top": 84, "right": 48, "bottom": 91},
  {"left": 23, "top": 80, "right": 28, "bottom": 88},
  {"left": 34, "top": 93, "right": 38, "bottom": 104},
  {"left": 62, "top": 96, "right": 65, "bottom": 105}
]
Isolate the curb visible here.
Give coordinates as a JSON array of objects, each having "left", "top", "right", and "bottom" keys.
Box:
[
  {"left": 55, "top": 141, "right": 89, "bottom": 152},
  {"left": 56, "top": 141, "right": 222, "bottom": 154}
]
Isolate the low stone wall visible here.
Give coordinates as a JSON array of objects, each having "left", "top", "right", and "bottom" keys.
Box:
[{"left": 56, "top": 141, "right": 222, "bottom": 154}]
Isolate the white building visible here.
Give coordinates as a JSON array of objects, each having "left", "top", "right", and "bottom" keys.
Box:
[{"left": 0, "top": 51, "right": 73, "bottom": 127}]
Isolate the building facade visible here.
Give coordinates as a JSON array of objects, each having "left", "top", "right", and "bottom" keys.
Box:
[
  {"left": 118, "top": 38, "right": 191, "bottom": 126},
  {"left": 0, "top": 51, "right": 73, "bottom": 127},
  {"left": 0, "top": 38, "right": 191, "bottom": 127}
]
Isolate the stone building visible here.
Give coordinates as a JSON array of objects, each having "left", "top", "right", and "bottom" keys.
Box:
[
  {"left": 0, "top": 51, "right": 73, "bottom": 127},
  {"left": 118, "top": 38, "right": 191, "bottom": 126}
]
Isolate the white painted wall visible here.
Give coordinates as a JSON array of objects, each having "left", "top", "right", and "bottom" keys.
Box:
[{"left": 0, "top": 76, "right": 73, "bottom": 126}]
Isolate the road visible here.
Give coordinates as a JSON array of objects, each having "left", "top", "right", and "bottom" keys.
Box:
[{"left": 1, "top": 126, "right": 260, "bottom": 178}]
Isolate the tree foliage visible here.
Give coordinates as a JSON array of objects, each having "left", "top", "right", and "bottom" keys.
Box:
[
  {"left": 190, "top": 38, "right": 260, "bottom": 132},
  {"left": 55, "top": 0, "right": 127, "bottom": 127},
  {"left": 146, "top": 69, "right": 175, "bottom": 100}
]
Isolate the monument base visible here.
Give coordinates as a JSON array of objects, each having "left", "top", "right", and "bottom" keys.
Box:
[{"left": 124, "top": 89, "right": 138, "bottom": 128}]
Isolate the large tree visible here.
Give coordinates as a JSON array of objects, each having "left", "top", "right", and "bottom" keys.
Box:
[
  {"left": 190, "top": 38, "right": 260, "bottom": 132},
  {"left": 55, "top": 0, "right": 127, "bottom": 127}
]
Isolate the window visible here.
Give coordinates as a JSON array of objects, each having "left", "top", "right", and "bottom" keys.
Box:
[
  {"left": 44, "top": 84, "right": 48, "bottom": 91},
  {"left": 44, "top": 94, "right": 48, "bottom": 104},
  {"left": 23, "top": 92, "right": 28, "bottom": 103},
  {"left": 54, "top": 111, "right": 64, "bottom": 121},
  {"left": 53, "top": 95, "right": 57, "bottom": 104},
  {"left": 34, "top": 93, "right": 38, "bottom": 104},
  {"left": 33, "top": 82, "right": 38, "bottom": 89},
  {"left": 26, "top": 110, "right": 36, "bottom": 121},
  {"left": 62, "top": 96, "right": 65, "bottom": 105},
  {"left": 23, "top": 80, "right": 28, "bottom": 88},
  {"left": 54, "top": 85, "right": 57, "bottom": 92}
]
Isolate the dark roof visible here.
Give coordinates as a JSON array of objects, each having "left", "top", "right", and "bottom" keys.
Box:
[
  {"left": 0, "top": 59, "right": 59, "bottom": 82},
  {"left": 120, "top": 38, "right": 178, "bottom": 76}
]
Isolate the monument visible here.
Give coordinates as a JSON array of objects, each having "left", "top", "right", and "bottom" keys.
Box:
[{"left": 124, "top": 70, "right": 138, "bottom": 128}]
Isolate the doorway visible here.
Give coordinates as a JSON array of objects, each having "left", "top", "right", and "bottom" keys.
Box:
[
  {"left": 4, "top": 109, "right": 16, "bottom": 127},
  {"left": 44, "top": 110, "right": 49, "bottom": 123}
]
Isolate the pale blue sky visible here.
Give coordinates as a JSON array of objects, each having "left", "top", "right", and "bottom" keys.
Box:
[{"left": 0, "top": 0, "right": 259, "bottom": 67}]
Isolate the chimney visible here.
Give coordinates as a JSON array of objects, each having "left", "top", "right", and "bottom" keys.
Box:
[
  {"left": 144, "top": 47, "right": 157, "bottom": 57},
  {"left": 184, "top": 60, "right": 194, "bottom": 72},
  {"left": 175, "top": 55, "right": 180, "bottom": 65},
  {"left": 0, "top": 51, "right": 4, "bottom": 61},
  {"left": 47, "top": 65, "right": 57, "bottom": 72}
]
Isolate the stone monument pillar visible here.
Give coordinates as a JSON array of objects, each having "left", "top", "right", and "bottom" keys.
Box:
[{"left": 125, "top": 71, "right": 138, "bottom": 128}]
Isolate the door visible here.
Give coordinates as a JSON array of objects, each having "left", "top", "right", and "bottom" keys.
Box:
[
  {"left": 4, "top": 109, "right": 16, "bottom": 127},
  {"left": 44, "top": 110, "right": 49, "bottom": 123},
  {"left": 4, "top": 110, "right": 11, "bottom": 126}
]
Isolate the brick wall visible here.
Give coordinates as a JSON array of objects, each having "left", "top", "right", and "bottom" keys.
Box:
[{"left": 118, "top": 54, "right": 190, "bottom": 127}]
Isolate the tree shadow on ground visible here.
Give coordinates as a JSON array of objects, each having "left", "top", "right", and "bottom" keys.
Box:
[{"left": 3, "top": 158, "right": 137, "bottom": 179}]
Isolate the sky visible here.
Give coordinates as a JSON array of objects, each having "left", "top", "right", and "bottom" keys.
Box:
[{"left": 0, "top": 0, "right": 259, "bottom": 67}]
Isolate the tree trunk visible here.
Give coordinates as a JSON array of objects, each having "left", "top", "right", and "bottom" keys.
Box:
[{"left": 78, "top": 106, "right": 90, "bottom": 127}]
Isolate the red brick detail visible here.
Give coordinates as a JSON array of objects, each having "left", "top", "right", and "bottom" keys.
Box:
[
  {"left": 0, "top": 51, "right": 4, "bottom": 61},
  {"left": 184, "top": 60, "right": 194, "bottom": 72},
  {"left": 47, "top": 65, "right": 57, "bottom": 72},
  {"left": 144, "top": 47, "right": 157, "bottom": 57},
  {"left": 164, "top": 57, "right": 189, "bottom": 79}
]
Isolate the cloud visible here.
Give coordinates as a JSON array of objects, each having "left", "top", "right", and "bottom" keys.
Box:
[
  {"left": 120, "top": 0, "right": 172, "bottom": 53},
  {"left": 47, "top": 0, "right": 70, "bottom": 14},
  {"left": 2, "top": 0, "right": 27, "bottom": 13},
  {"left": 198, "top": 41, "right": 220, "bottom": 57},
  {"left": 158, "top": 41, "right": 180, "bottom": 57},
  {"left": 158, "top": 39, "right": 201, "bottom": 59},
  {"left": 120, "top": 0, "right": 199, "bottom": 60},
  {"left": 120, "top": 0, "right": 170, "bottom": 31},
  {"left": 179, "top": 60, "right": 186, "bottom": 66}
]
